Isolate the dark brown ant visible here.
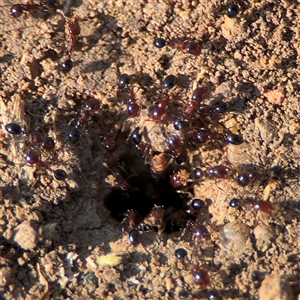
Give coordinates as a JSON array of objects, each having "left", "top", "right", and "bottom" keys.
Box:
[
  {"left": 69, "top": 97, "right": 116, "bottom": 153},
  {"left": 9, "top": 0, "right": 57, "bottom": 18},
  {"left": 162, "top": 75, "right": 177, "bottom": 90},
  {"left": 186, "top": 198, "right": 205, "bottom": 216},
  {"left": 5, "top": 123, "right": 25, "bottom": 135},
  {"left": 118, "top": 73, "right": 130, "bottom": 89},
  {"left": 68, "top": 98, "right": 102, "bottom": 143},
  {"left": 154, "top": 37, "right": 202, "bottom": 56},
  {"left": 198, "top": 101, "right": 228, "bottom": 114}
]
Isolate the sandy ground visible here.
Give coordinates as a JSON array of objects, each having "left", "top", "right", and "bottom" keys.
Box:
[{"left": 0, "top": 0, "right": 300, "bottom": 299}]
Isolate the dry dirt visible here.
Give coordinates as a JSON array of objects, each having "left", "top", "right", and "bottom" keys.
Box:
[{"left": 0, "top": 0, "right": 300, "bottom": 299}]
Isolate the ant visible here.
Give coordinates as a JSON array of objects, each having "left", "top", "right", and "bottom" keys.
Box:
[
  {"left": 162, "top": 74, "right": 177, "bottom": 90},
  {"left": 139, "top": 206, "right": 165, "bottom": 232},
  {"left": 192, "top": 128, "right": 243, "bottom": 146},
  {"left": 76, "top": 98, "right": 101, "bottom": 128},
  {"left": 154, "top": 37, "right": 202, "bottom": 56},
  {"left": 130, "top": 127, "right": 151, "bottom": 161},
  {"left": 184, "top": 86, "right": 208, "bottom": 116},
  {"left": 198, "top": 101, "right": 228, "bottom": 115},
  {"left": 25, "top": 149, "right": 67, "bottom": 180},
  {"left": 174, "top": 248, "right": 210, "bottom": 287},
  {"left": 5, "top": 123, "right": 25, "bottom": 135},
  {"left": 244, "top": 200, "right": 273, "bottom": 215},
  {"left": 206, "top": 165, "right": 233, "bottom": 179},
  {"left": 163, "top": 129, "right": 185, "bottom": 155},
  {"left": 130, "top": 127, "right": 172, "bottom": 178},
  {"left": 9, "top": 0, "right": 57, "bottom": 18},
  {"left": 118, "top": 74, "right": 141, "bottom": 118},
  {"left": 122, "top": 210, "right": 141, "bottom": 245},
  {"left": 151, "top": 93, "right": 171, "bottom": 123},
  {"left": 236, "top": 170, "right": 261, "bottom": 187},
  {"left": 5, "top": 123, "right": 55, "bottom": 152},
  {"left": 169, "top": 168, "right": 191, "bottom": 189},
  {"left": 68, "top": 98, "right": 117, "bottom": 152},
  {"left": 192, "top": 224, "right": 211, "bottom": 244},
  {"left": 57, "top": 10, "right": 80, "bottom": 70},
  {"left": 186, "top": 198, "right": 205, "bottom": 217},
  {"left": 169, "top": 166, "right": 205, "bottom": 190},
  {"left": 189, "top": 263, "right": 210, "bottom": 287},
  {"left": 5, "top": 123, "right": 67, "bottom": 180},
  {"left": 103, "top": 162, "right": 132, "bottom": 191}
]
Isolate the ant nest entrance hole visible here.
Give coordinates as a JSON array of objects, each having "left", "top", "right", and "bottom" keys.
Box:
[{"left": 104, "top": 149, "right": 196, "bottom": 234}]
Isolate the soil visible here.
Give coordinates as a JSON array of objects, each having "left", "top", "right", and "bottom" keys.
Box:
[{"left": 0, "top": 0, "right": 300, "bottom": 299}]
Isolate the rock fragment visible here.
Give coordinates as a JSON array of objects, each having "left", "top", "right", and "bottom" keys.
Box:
[
  {"left": 13, "top": 220, "right": 38, "bottom": 250},
  {"left": 259, "top": 274, "right": 293, "bottom": 300}
]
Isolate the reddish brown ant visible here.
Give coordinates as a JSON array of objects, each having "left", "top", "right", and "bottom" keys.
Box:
[
  {"left": 192, "top": 224, "right": 211, "bottom": 244},
  {"left": 122, "top": 209, "right": 141, "bottom": 245},
  {"left": 169, "top": 168, "right": 191, "bottom": 189},
  {"left": 65, "top": 14, "right": 80, "bottom": 59},
  {"left": 57, "top": 10, "right": 80, "bottom": 69},
  {"left": 25, "top": 149, "right": 49, "bottom": 169},
  {"left": 103, "top": 162, "right": 131, "bottom": 191},
  {"left": 236, "top": 171, "right": 261, "bottom": 187},
  {"left": 68, "top": 98, "right": 116, "bottom": 153},
  {"left": 24, "top": 149, "right": 67, "bottom": 180},
  {"left": 76, "top": 98, "right": 101, "bottom": 128},
  {"left": 154, "top": 37, "right": 202, "bottom": 56},
  {"left": 163, "top": 130, "right": 184, "bottom": 155},
  {"left": 118, "top": 74, "right": 141, "bottom": 119},
  {"left": 122, "top": 209, "right": 139, "bottom": 232},
  {"left": 192, "top": 128, "right": 243, "bottom": 146},
  {"left": 139, "top": 206, "right": 165, "bottom": 231},
  {"left": 206, "top": 165, "right": 233, "bottom": 179},
  {"left": 151, "top": 93, "right": 171, "bottom": 123},
  {"left": 5, "top": 122, "right": 55, "bottom": 153},
  {"left": 244, "top": 200, "right": 273, "bottom": 215},
  {"left": 174, "top": 248, "right": 210, "bottom": 287},
  {"left": 184, "top": 86, "right": 208, "bottom": 116},
  {"left": 189, "top": 263, "right": 210, "bottom": 287}
]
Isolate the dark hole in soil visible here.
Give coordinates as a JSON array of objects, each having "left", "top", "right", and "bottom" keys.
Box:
[{"left": 104, "top": 153, "right": 194, "bottom": 233}]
